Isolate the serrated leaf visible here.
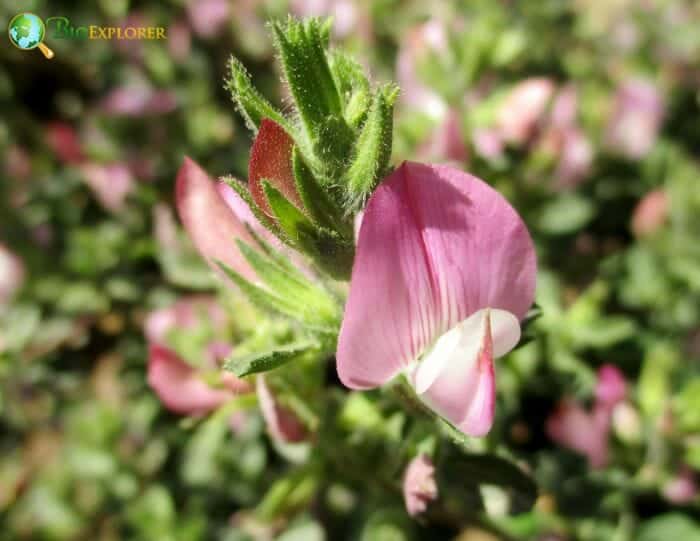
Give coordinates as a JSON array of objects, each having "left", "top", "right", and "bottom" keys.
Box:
[{"left": 223, "top": 341, "right": 317, "bottom": 377}]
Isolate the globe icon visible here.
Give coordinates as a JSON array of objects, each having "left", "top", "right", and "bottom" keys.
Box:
[
  {"left": 8, "top": 12, "right": 53, "bottom": 58},
  {"left": 8, "top": 12, "right": 46, "bottom": 50}
]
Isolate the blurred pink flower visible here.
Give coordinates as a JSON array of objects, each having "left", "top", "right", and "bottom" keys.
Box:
[
  {"left": 497, "top": 78, "right": 555, "bottom": 145},
  {"left": 403, "top": 454, "right": 438, "bottom": 516},
  {"left": 337, "top": 162, "right": 537, "bottom": 436},
  {"left": 256, "top": 376, "right": 307, "bottom": 443},
  {"left": 595, "top": 364, "right": 627, "bottom": 409},
  {"left": 148, "top": 344, "right": 244, "bottom": 415},
  {"left": 547, "top": 365, "right": 627, "bottom": 468},
  {"left": 153, "top": 203, "right": 180, "bottom": 251},
  {"left": 472, "top": 128, "right": 505, "bottom": 161},
  {"left": 397, "top": 21, "right": 448, "bottom": 119},
  {"left": 145, "top": 296, "right": 227, "bottom": 346},
  {"left": 46, "top": 122, "right": 84, "bottom": 164},
  {"left": 417, "top": 109, "right": 468, "bottom": 164},
  {"left": 4, "top": 145, "right": 31, "bottom": 180},
  {"left": 168, "top": 20, "right": 192, "bottom": 61},
  {"left": 79, "top": 162, "right": 134, "bottom": 212},
  {"left": 0, "top": 244, "right": 25, "bottom": 306},
  {"left": 546, "top": 399, "right": 610, "bottom": 468},
  {"left": 186, "top": 0, "right": 231, "bottom": 38},
  {"left": 100, "top": 86, "right": 178, "bottom": 117},
  {"left": 663, "top": 468, "right": 698, "bottom": 504},
  {"left": 631, "top": 189, "right": 668, "bottom": 237},
  {"left": 605, "top": 79, "right": 664, "bottom": 159},
  {"left": 291, "top": 0, "right": 369, "bottom": 39}
]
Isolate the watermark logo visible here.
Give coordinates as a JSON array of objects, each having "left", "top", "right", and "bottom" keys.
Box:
[
  {"left": 8, "top": 13, "right": 167, "bottom": 60},
  {"left": 8, "top": 13, "right": 54, "bottom": 59}
]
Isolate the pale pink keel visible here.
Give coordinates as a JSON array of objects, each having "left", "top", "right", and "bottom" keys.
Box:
[{"left": 337, "top": 162, "right": 536, "bottom": 436}]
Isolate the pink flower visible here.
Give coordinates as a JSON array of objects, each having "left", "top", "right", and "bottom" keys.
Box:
[
  {"left": 186, "top": 0, "right": 231, "bottom": 38},
  {"left": 256, "top": 376, "right": 307, "bottom": 443},
  {"left": 546, "top": 399, "right": 610, "bottom": 468},
  {"left": 337, "top": 162, "right": 537, "bottom": 436},
  {"left": 79, "top": 162, "right": 135, "bottom": 212},
  {"left": 46, "top": 122, "right": 84, "bottom": 164},
  {"left": 417, "top": 109, "right": 468, "bottom": 164},
  {"left": 497, "top": 78, "right": 555, "bottom": 145},
  {"left": 145, "top": 296, "right": 228, "bottom": 353},
  {"left": 168, "top": 20, "right": 192, "bottom": 61},
  {"left": 175, "top": 158, "right": 257, "bottom": 281},
  {"left": 145, "top": 296, "right": 252, "bottom": 415},
  {"left": 291, "top": 0, "right": 368, "bottom": 39},
  {"left": 4, "top": 145, "right": 31, "bottom": 180},
  {"left": 100, "top": 86, "right": 177, "bottom": 116},
  {"left": 663, "top": 468, "right": 698, "bottom": 504},
  {"left": 595, "top": 364, "right": 627, "bottom": 410},
  {"left": 472, "top": 128, "right": 505, "bottom": 161},
  {"left": 605, "top": 79, "right": 664, "bottom": 159},
  {"left": 0, "top": 244, "right": 25, "bottom": 306},
  {"left": 631, "top": 189, "right": 668, "bottom": 237},
  {"left": 396, "top": 21, "right": 448, "bottom": 119},
  {"left": 403, "top": 454, "right": 438, "bottom": 516},
  {"left": 148, "top": 344, "right": 242, "bottom": 415}
]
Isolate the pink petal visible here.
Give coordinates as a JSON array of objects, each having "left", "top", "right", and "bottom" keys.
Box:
[
  {"left": 415, "top": 309, "right": 513, "bottom": 436},
  {"left": 631, "top": 189, "right": 668, "bottom": 237},
  {"left": 144, "top": 296, "right": 226, "bottom": 344},
  {"left": 248, "top": 119, "right": 303, "bottom": 218},
  {"left": 256, "top": 376, "right": 307, "bottom": 443},
  {"left": 595, "top": 364, "right": 627, "bottom": 409},
  {"left": 497, "top": 78, "right": 555, "bottom": 144},
  {"left": 175, "top": 157, "right": 256, "bottom": 280},
  {"left": 147, "top": 344, "right": 233, "bottom": 415},
  {"left": 46, "top": 122, "right": 84, "bottom": 164},
  {"left": 79, "top": 162, "right": 134, "bottom": 212},
  {"left": 186, "top": 0, "right": 230, "bottom": 38},
  {"left": 403, "top": 454, "right": 438, "bottom": 516},
  {"left": 337, "top": 162, "right": 536, "bottom": 389},
  {"left": 605, "top": 79, "right": 664, "bottom": 159},
  {"left": 417, "top": 109, "right": 468, "bottom": 164},
  {"left": 546, "top": 399, "right": 609, "bottom": 468},
  {"left": 0, "top": 244, "right": 25, "bottom": 305}
]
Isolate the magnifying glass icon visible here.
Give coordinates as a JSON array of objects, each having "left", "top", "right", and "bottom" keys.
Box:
[{"left": 8, "top": 12, "right": 55, "bottom": 59}]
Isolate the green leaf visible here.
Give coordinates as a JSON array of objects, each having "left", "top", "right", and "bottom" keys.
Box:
[
  {"left": 537, "top": 194, "right": 595, "bottom": 235},
  {"left": 263, "top": 180, "right": 316, "bottom": 246},
  {"left": 344, "top": 84, "right": 398, "bottom": 211},
  {"left": 226, "top": 56, "right": 291, "bottom": 133},
  {"left": 637, "top": 514, "right": 700, "bottom": 541},
  {"left": 223, "top": 341, "right": 317, "bottom": 377},
  {"left": 235, "top": 239, "right": 339, "bottom": 324}
]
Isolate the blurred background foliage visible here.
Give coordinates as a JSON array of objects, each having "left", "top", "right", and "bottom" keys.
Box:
[{"left": 1, "top": 0, "right": 700, "bottom": 539}]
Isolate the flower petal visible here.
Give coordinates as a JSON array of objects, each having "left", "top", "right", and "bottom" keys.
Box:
[
  {"left": 248, "top": 118, "right": 303, "bottom": 218},
  {"left": 256, "top": 376, "right": 307, "bottom": 443},
  {"left": 175, "top": 157, "right": 255, "bottom": 280},
  {"left": 337, "top": 161, "right": 536, "bottom": 389},
  {"left": 414, "top": 309, "right": 517, "bottom": 436},
  {"left": 147, "top": 344, "right": 233, "bottom": 416},
  {"left": 403, "top": 454, "right": 438, "bottom": 516}
]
